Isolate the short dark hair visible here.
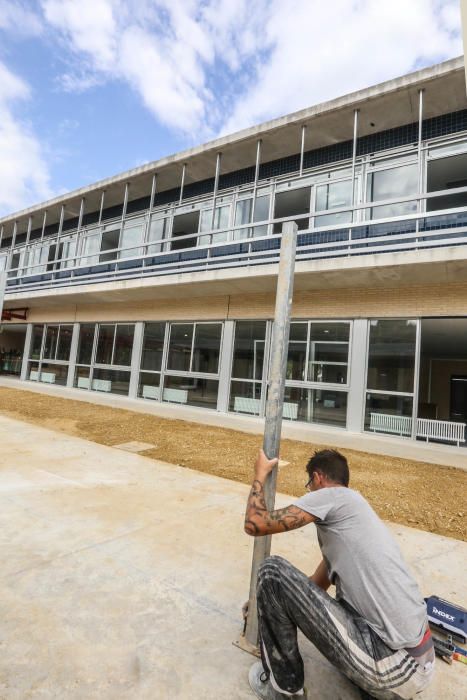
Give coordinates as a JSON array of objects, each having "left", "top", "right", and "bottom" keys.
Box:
[{"left": 306, "top": 449, "right": 349, "bottom": 487}]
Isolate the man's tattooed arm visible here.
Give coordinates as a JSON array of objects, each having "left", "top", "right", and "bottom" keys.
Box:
[{"left": 244, "top": 478, "right": 315, "bottom": 537}]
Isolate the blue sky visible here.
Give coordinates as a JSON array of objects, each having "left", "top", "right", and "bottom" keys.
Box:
[{"left": 0, "top": 0, "right": 463, "bottom": 217}]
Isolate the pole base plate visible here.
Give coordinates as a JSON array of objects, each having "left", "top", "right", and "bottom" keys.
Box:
[{"left": 233, "top": 633, "right": 261, "bottom": 658}]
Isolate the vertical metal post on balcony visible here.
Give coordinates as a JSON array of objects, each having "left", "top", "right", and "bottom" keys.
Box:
[
  {"left": 350, "top": 109, "right": 359, "bottom": 252},
  {"left": 416, "top": 89, "right": 424, "bottom": 242},
  {"left": 40, "top": 210, "right": 47, "bottom": 241},
  {"left": 179, "top": 163, "right": 186, "bottom": 205},
  {"left": 122, "top": 183, "right": 129, "bottom": 222},
  {"left": 211, "top": 152, "right": 222, "bottom": 233},
  {"left": 251, "top": 139, "right": 262, "bottom": 231},
  {"left": 98, "top": 191, "right": 105, "bottom": 225},
  {"left": 0, "top": 225, "right": 3, "bottom": 249},
  {"left": 74, "top": 198, "right": 85, "bottom": 269},
  {"left": 53, "top": 204, "right": 65, "bottom": 267},
  {"left": 8, "top": 221, "right": 18, "bottom": 273},
  {"left": 241, "top": 220, "right": 298, "bottom": 651},
  {"left": 299, "top": 124, "right": 307, "bottom": 177},
  {"left": 150, "top": 173, "right": 157, "bottom": 211},
  {"left": 25, "top": 216, "right": 32, "bottom": 246}
]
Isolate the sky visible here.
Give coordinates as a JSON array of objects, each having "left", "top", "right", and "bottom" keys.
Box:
[{"left": 0, "top": 0, "right": 463, "bottom": 218}]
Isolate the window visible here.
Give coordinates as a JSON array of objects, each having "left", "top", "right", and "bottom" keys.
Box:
[
  {"left": 164, "top": 321, "right": 223, "bottom": 410},
  {"left": 234, "top": 194, "right": 270, "bottom": 239},
  {"left": 120, "top": 216, "right": 144, "bottom": 258},
  {"left": 364, "top": 319, "right": 417, "bottom": 436},
  {"left": 171, "top": 212, "right": 199, "bottom": 251},
  {"left": 99, "top": 226, "right": 120, "bottom": 263},
  {"left": 283, "top": 386, "right": 348, "bottom": 428},
  {"left": 167, "top": 323, "right": 222, "bottom": 374},
  {"left": 366, "top": 164, "right": 418, "bottom": 219},
  {"left": 229, "top": 321, "right": 267, "bottom": 415},
  {"left": 74, "top": 322, "right": 135, "bottom": 396},
  {"left": 199, "top": 205, "right": 231, "bottom": 245},
  {"left": 315, "top": 180, "right": 352, "bottom": 227},
  {"left": 27, "top": 323, "right": 73, "bottom": 386},
  {"left": 80, "top": 231, "right": 100, "bottom": 266},
  {"left": 147, "top": 216, "right": 169, "bottom": 254},
  {"left": 273, "top": 187, "right": 311, "bottom": 233},
  {"left": 138, "top": 322, "right": 166, "bottom": 400}
]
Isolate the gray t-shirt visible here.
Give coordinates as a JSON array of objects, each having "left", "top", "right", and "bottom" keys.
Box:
[{"left": 294, "top": 487, "right": 427, "bottom": 649}]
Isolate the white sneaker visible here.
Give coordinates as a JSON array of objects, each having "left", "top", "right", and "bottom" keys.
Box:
[{"left": 248, "top": 662, "right": 307, "bottom": 699}]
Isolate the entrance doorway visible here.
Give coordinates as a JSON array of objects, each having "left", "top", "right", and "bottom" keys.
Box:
[
  {"left": 451, "top": 376, "right": 467, "bottom": 423},
  {"left": 0, "top": 324, "right": 27, "bottom": 376}
]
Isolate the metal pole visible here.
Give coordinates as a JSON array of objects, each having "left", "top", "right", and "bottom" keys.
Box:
[
  {"left": 150, "top": 173, "right": 157, "bottom": 211},
  {"left": 98, "top": 191, "right": 105, "bottom": 225},
  {"left": 25, "top": 216, "right": 32, "bottom": 246},
  {"left": 77, "top": 198, "right": 85, "bottom": 233},
  {"left": 416, "top": 89, "right": 424, "bottom": 240},
  {"left": 299, "top": 125, "right": 307, "bottom": 177},
  {"left": 211, "top": 152, "right": 222, "bottom": 230},
  {"left": 351, "top": 109, "right": 359, "bottom": 206},
  {"left": 53, "top": 204, "right": 65, "bottom": 265},
  {"left": 179, "top": 164, "right": 186, "bottom": 205},
  {"left": 0, "top": 225, "right": 3, "bottom": 249},
  {"left": 251, "top": 139, "right": 262, "bottom": 226},
  {"left": 40, "top": 210, "right": 47, "bottom": 241},
  {"left": 122, "top": 183, "right": 129, "bottom": 222},
  {"left": 243, "top": 220, "right": 298, "bottom": 649}
]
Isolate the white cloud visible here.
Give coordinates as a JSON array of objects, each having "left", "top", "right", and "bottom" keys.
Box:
[
  {"left": 0, "top": 0, "right": 43, "bottom": 36},
  {"left": 0, "top": 62, "right": 53, "bottom": 216},
  {"left": 38, "top": 0, "right": 463, "bottom": 140}
]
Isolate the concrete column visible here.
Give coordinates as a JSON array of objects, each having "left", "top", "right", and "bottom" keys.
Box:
[
  {"left": 217, "top": 320, "right": 234, "bottom": 413},
  {"left": 129, "top": 322, "right": 144, "bottom": 399},
  {"left": 346, "top": 319, "right": 368, "bottom": 433},
  {"left": 66, "top": 323, "right": 80, "bottom": 388},
  {"left": 20, "top": 324, "right": 33, "bottom": 381}
]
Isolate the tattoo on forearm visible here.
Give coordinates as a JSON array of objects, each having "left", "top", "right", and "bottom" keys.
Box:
[{"left": 244, "top": 479, "right": 311, "bottom": 535}]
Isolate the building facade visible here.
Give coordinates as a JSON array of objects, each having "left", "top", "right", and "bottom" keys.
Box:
[{"left": 0, "top": 57, "right": 466, "bottom": 455}]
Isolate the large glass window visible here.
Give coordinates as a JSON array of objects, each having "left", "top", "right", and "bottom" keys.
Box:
[
  {"left": 234, "top": 194, "right": 270, "bottom": 239},
  {"left": 283, "top": 386, "right": 348, "bottom": 427},
  {"left": 286, "top": 321, "right": 350, "bottom": 385},
  {"left": 95, "top": 324, "right": 134, "bottom": 366},
  {"left": 365, "top": 319, "right": 417, "bottom": 436},
  {"left": 80, "top": 231, "right": 100, "bottom": 266},
  {"left": 74, "top": 322, "right": 134, "bottom": 396},
  {"left": 366, "top": 163, "right": 418, "bottom": 219},
  {"left": 147, "top": 215, "right": 170, "bottom": 254},
  {"left": 199, "top": 205, "right": 231, "bottom": 245},
  {"left": 120, "top": 216, "right": 144, "bottom": 258},
  {"left": 367, "top": 320, "right": 416, "bottom": 393},
  {"left": 315, "top": 180, "right": 352, "bottom": 227},
  {"left": 138, "top": 322, "right": 166, "bottom": 400},
  {"left": 167, "top": 323, "right": 222, "bottom": 374},
  {"left": 163, "top": 375, "right": 219, "bottom": 409},
  {"left": 273, "top": 187, "right": 311, "bottom": 233},
  {"left": 229, "top": 321, "right": 267, "bottom": 415},
  {"left": 27, "top": 323, "right": 73, "bottom": 386}
]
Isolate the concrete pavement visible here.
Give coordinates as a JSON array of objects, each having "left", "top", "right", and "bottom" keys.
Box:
[{"left": 0, "top": 415, "right": 465, "bottom": 699}]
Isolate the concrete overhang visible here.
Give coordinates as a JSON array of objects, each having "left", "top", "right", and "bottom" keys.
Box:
[
  {"left": 3, "top": 246, "right": 467, "bottom": 310},
  {"left": 1, "top": 57, "right": 466, "bottom": 238}
]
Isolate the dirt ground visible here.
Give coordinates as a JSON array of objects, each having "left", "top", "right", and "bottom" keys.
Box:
[{"left": 0, "top": 386, "right": 465, "bottom": 541}]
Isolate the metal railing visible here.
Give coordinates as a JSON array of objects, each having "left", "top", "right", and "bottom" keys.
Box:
[{"left": 3, "top": 186, "right": 467, "bottom": 294}]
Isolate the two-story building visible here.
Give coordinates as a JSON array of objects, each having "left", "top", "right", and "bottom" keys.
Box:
[{"left": 1, "top": 56, "right": 466, "bottom": 461}]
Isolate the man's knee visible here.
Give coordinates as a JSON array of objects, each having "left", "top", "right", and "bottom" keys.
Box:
[{"left": 258, "top": 555, "right": 291, "bottom": 588}]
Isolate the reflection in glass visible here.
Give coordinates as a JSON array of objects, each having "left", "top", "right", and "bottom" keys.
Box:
[
  {"left": 95, "top": 325, "right": 115, "bottom": 365},
  {"left": 367, "top": 320, "right": 416, "bottom": 393},
  {"left": 43, "top": 325, "right": 59, "bottom": 359},
  {"left": 30, "top": 325, "right": 44, "bottom": 360},
  {"left": 56, "top": 325, "right": 73, "bottom": 361},
  {"left": 283, "top": 387, "right": 347, "bottom": 427},
  {"left": 231, "top": 321, "right": 267, "bottom": 380},
  {"left": 147, "top": 216, "right": 169, "bottom": 254},
  {"left": 120, "top": 217, "right": 144, "bottom": 258},
  {"left": 138, "top": 371, "right": 161, "bottom": 400},
  {"left": 163, "top": 375, "right": 218, "bottom": 409},
  {"left": 113, "top": 324, "right": 134, "bottom": 366},
  {"left": 365, "top": 393, "right": 413, "bottom": 435},
  {"left": 192, "top": 324, "right": 222, "bottom": 373},
  {"left": 286, "top": 323, "right": 307, "bottom": 380},
  {"left": 39, "top": 362, "right": 68, "bottom": 386},
  {"left": 141, "top": 323, "right": 165, "bottom": 371},
  {"left": 167, "top": 324, "right": 193, "bottom": 372},
  {"left": 229, "top": 380, "right": 262, "bottom": 414},
  {"left": 366, "top": 164, "right": 418, "bottom": 219},
  {"left": 77, "top": 324, "right": 96, "bottom": 365},
  {"left": 92, "top": 368, "right": 131, "bottom": 395}
]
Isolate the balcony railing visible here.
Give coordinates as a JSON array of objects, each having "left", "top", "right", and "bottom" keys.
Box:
[{"left": 3, "top": 187, "right": 467, "bottom": 293}]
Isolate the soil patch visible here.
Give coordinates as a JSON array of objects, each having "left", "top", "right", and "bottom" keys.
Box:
[{"left": 0, "top": 387, "right": 465, "bottom": 541}]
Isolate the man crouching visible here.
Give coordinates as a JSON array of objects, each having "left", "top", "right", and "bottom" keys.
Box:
[{"left": 244, "top": 448, "right": 434, "bottom": 700}]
